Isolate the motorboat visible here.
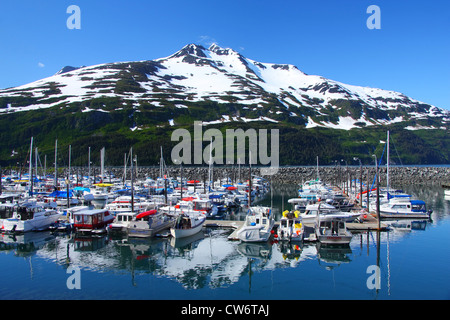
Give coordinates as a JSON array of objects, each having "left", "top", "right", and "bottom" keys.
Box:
[
  {"left": 379, "top": 199, "right": 432, "bottom": 219},
  {"left": 105, "top": 195, "right": 154, "bottom": 215},
  {"left": 236, "top": 206, "right": 274, "bottom": 242},
  {"left": 2, "top": 201, "right": 62, "bottom": 233},
  {"left": 299, "top": 203, "right": 361, "bottom": 223},
  {"left": 287, "top": 197, "right": 314, "bottom": 212},
  {"left": 127, "top": 209, "right": 175, "bottom": 238},
  {"left": 315, "top": 219, "right": 352, "bottom": 245},
  {"left": 170, "top": 212, "right": 206, "bottom": 239},
  {"left": 107, "top": 211, "right": 139, "bottom": 234},
  {"left": 277, "top": 210, "right": 304, "bottom": 242},
  {"left": 73, "top": 208, "right": 114, "bottom": 235}
]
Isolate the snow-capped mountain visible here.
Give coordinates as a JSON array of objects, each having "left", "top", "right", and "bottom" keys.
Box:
[{"left": 0, "top": 43, "right": 448, "bottom": 130}]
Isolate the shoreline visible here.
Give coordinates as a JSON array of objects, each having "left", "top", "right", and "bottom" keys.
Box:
[{"left": 44, "top": 165, "right": 450, "bottom": 186}]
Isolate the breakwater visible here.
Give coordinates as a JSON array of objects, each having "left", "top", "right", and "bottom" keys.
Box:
[{"left": 98, "top": 165, "right": 450, "bottom": 186}]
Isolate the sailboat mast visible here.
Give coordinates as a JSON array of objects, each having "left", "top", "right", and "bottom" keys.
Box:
[
  {"left": 68, "top": 145, "right": 71, "bottom": 180},
  {"left": 88, "top": 147, "right": 91, "bottom": 185},
  {"left": 54, "top": 139, "right": 58, "bottom": 187},
  {"left": 29, "top": 137, "right": 33, "bottom": 195},
  {"left": 248, "top": 151, "right": 252, "bottom": 207},
  {"left": 100, "top": 147, "right": 105, "bottom": 183},
  {"left": 387, "top": 130, "right": 390, "bottom": 193},
  {"left": 130, "top": 147, "right": 134, "bottom": 212},
  {"left": 316, "top": 156, "right": 320, "bottom": 181}
]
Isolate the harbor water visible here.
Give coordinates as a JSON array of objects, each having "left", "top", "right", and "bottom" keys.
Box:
[{"left": 0, "top": 184, "right": 449, "bottom": 300}]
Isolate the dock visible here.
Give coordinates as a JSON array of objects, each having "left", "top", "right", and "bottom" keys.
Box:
[{"left": 205, "top": 215, "right": 388, "bottom": 242}]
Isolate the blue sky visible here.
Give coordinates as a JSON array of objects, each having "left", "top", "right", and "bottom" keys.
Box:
[{"left": 0, "top": 0, "right": 449, "bottom": 109}]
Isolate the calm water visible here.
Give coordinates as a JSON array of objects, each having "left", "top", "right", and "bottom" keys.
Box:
[{"left": 0, "top": 184, "right": 449, "bottom": 300}]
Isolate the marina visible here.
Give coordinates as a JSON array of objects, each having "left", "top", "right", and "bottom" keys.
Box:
[{"left": 0, "top": 160, "right": 449, "bottom": 300}]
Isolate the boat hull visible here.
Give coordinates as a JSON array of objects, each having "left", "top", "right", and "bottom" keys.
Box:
[
  {"left": 170, "top": 218, "right": 205, "bottom": 239},
  {"left": 237, "top": 224, "right": 274, "bottom": 243},
  {"left": 128, "top": 220, "right": 174, "bottom": 238},
  {"left": 3, "top": 212, "right": 62, "bottom": 233},
  {"left": 317, "top": 234, "right": 352, "bottom": 245}
]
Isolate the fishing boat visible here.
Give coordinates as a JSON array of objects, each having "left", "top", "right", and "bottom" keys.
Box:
[
  {"left": 277, "top": 210, "right": 304, "bottom": 242},
  {"left": 236, "top": 206, "right": 274, "bottom": 243},
  {"left": 299, "top": 203, "right": 361, "bottom": 223},
  {"left": 73, "top": 208, "right": 114, "bottom": 235},
  {"left": 379, "top": 199, "right": 432, "bottom": 219},
  {"left": 2, "top": 201, "right": 62, "bottom": 233},
  {"left": 170, "top": 212, "right": 206, "bottom": 239},
  {"left": 315, "top": 218, "right": 352, "bottom": 245},
  {"left": 127, "top": 209, "right": 175, "bottom": 238}
]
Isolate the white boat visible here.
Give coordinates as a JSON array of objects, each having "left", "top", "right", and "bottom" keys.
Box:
[
  {"left": 170, "top": 212, "right": 206, "bottom": 239},
  {"left": 236, "top": 206, "right": 274, "bottom": 242},
  {"left": 90, "top": 183, "right": 115, "bottom": 202},
  {"left": 127, "top": 210, "right": 175, "bottom": 238},
  {"left": 287, "top": 197, "right": 314, "bottom": 212},
  {"left": 379, "top": 199, "right": 432, "bottom": 219},
  {"left": 315, "top": 219, "right": 352, "bottom": 245},
  {"left": 277, "top": 210, "right": 304, "bottom": 242},
  {"left": 105, "top": 196, "right": 154, "bottom": 215},
  {"left": 107, "top": 211, "right": 139, "bottom": 233},
  {"left": 2, "top": 201, "right": 62, "bottom": 233},
  {"left": 299, "top": 203, "right": 361, "bottom": 223}
]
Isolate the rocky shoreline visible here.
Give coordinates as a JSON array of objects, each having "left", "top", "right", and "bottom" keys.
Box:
[{"left": 97, "top": 165, "right": 449, "bottom": 186}]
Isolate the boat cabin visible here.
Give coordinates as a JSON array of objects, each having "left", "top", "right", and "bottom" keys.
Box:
[
  {"left": 318, "top": 220, "right": 346, "bottom": 236},
  {"left": 73, "top": 209, "right": 112, "bottom": 232},
  {"left": 0, "top": 203, "right": 16, "bottom": 220},
  {"left": 193, "top": 199, "right": 212, "bottom": 212}
]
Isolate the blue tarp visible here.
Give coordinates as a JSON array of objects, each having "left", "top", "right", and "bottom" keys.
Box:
[
  {"left": 74, "top": 187, "right": 90, "bottom": 192},
  {"left": 48, "top": 190, "right": 73, "bottom": 198}
]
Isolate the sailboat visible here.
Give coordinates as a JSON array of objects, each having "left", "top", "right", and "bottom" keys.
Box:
[{"left": 375, "top": 131, "right": 432, "bottom": 219}]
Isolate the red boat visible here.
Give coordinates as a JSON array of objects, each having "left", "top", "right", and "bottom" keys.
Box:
[{"left": 73, "top": 208, "right": 114, "bottom": 235}]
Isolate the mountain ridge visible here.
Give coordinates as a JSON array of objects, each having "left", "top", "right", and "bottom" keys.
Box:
[{"left": 0, "top": 42, "right": 448, "bottom": 131}]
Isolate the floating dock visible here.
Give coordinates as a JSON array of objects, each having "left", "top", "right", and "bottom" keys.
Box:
[{"left": 205, "top": 215, "right": 388, "bottom": 242}]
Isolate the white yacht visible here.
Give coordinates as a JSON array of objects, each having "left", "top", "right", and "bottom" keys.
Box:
[{"left": 2, "top": 201, "right": 61, "bottom": 233}]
